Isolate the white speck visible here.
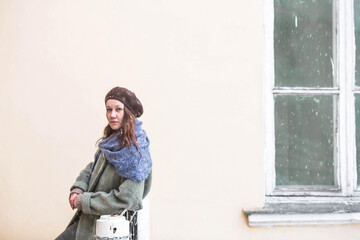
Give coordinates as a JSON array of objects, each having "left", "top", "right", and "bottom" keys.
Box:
[{"left": 295, "top": 16, "right": 298, "bottom": 27}]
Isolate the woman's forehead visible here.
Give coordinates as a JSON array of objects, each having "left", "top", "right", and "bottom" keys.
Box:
[{"left": 105, "top": 99, "right": 124, "bottom": 107}]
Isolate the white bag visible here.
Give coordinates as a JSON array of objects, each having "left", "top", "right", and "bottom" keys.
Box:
[{"left": 95, "top": 214, "right": 130, "bottom": 239}]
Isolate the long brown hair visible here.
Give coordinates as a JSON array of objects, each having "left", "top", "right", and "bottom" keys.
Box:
[{"left": 99, "top": 107, "right": 138, "bottom": 149}]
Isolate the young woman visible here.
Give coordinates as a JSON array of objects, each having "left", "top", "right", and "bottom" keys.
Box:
[{"left": 56, "top": 87, "right": 152, "bottom": 240}]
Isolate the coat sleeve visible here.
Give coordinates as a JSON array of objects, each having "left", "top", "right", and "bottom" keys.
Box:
[
  {"left": 70, "top": 162, "right": 93, "bottom": 192},
  {"left": 80, "top": 178, "right": 145, "bottom": 216}
]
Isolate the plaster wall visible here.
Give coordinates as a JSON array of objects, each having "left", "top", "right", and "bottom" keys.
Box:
[{"left": 1, "top": 0, "right": 359, "bottom": 239}]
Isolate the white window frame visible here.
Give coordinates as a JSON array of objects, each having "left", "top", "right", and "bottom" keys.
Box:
[{"left": 245, "top": 0, "right": 360, "bottom": 227}]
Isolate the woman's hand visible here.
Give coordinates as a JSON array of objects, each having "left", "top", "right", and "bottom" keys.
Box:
[
  {"left": 69, "top": 188, "right": 84, "bottom": 210},
  {"left": 69, "top": 193, "right": 78, "bottom": 210}
]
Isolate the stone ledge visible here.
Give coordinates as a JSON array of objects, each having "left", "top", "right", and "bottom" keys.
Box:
[{"left": 244, "top": 202, "right": 360, "bottom": 227}]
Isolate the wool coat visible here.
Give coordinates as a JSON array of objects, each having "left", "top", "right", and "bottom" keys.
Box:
[{"left": 68, "top": 150, "right": 152, "bottom": 240}]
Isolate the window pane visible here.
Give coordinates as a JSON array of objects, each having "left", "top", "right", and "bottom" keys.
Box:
[
  {"left": 275, "top": 95, "right": 336, "bottom": 186},
  {"left": 355, "top": 0, "right": 360, "bottom": 86},
  {"left": 355, "top": 94, "right": 360, "bottom": 185},
  {"left": 274, "top": 0, "right": 334, "bottom": 88}
]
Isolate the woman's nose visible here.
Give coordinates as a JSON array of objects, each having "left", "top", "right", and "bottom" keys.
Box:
[{"left": 111, "top": 111, "right": 117, "bottom": 118}]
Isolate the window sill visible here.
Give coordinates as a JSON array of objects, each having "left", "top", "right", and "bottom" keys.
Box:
[{"left": 243, "top": 202, "right": 360, "bottom": 227}]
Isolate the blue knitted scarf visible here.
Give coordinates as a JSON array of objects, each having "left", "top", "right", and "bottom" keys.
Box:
[{"left": 98, "top": 120, "right": 152, "bottom": 181}]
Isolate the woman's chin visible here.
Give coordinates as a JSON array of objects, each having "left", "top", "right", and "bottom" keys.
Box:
[{"left": 110, "top": 125, "right": 120, "bottom": 131}]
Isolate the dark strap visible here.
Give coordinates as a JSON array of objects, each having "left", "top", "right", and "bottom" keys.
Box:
[{"left": 87, "top": 149, "right": 102, "bottom": 183}]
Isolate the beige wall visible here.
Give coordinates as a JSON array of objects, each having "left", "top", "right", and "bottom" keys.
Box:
[{"left": 1, "top": 0, "right": 360, "bottom": 239}]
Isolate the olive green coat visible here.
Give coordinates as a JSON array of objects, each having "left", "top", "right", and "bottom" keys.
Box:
[{"left": 68, "top": 151, "right": 152, "bottom": 240}]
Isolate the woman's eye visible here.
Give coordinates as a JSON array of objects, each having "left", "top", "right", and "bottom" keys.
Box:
[
  {"left": 106, "top": 109, "right": 112, "bottom": 112},
  {"left": 116, "top": 108, "right": 123, "bottom": 111}
]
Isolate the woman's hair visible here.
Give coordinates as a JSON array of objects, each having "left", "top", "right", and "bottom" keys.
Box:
[{"left": 99, "top": 106, "right": 138, "bottom": 149}]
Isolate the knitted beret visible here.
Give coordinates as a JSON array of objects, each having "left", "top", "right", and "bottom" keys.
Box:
[{"left": 105, "top": 87, "right": 143, "bottom": 117}]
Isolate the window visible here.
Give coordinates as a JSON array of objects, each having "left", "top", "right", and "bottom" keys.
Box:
[
  {"left": 270, "top": 0, "right": 339, "bottom": 194},
  {"left": 244, "top": 0, "right": 360, "bottom": 226}
]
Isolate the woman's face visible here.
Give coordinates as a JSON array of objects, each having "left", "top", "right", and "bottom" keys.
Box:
[{"left": 106, "top": 99, "right": 125, "bottom": 131}]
